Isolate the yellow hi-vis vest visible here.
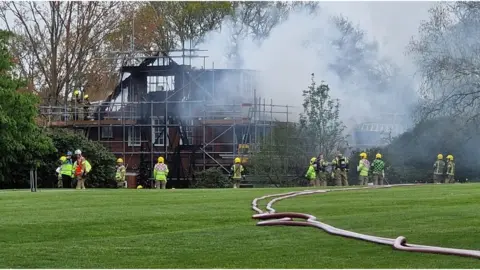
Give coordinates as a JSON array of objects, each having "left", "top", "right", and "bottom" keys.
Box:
[
  {"left": 154, "top": 163, "right": 169, "bottom": 181},
  {"left": 115, "top": 165, "right": 126, "bottom": 182},
  {"left": 231, "top": 164, "right": 244, "bottom": 179},
  {"left": 60, "top": 161, "right": 73, "bottom": 177}
]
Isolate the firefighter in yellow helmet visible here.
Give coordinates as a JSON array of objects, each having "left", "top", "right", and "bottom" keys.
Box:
[
  {"left": 83, "top": 94, "right": 91, "bottom": 120},
  {"left": 445, "top": 155, "right": 455, "bottom": 184},
  {"left": 71, "top": 89, "right": 83, "bottom": 120},
  {"left": 231, "top": 157, "right": 244, "bottom": 188},
  {"left": 331, "top": 152, "right": 349, "bottom": 186},
  {"left": 153, "top": 156, "right": 169, "bottom": 189},
  {"left": 433, "top": 154, "right": 445, "bottom": 184},
  {"left": 305, "top": 157, "right": 317, "bottom": 187},
  {"left": 370, "top": 153, "right": 385, "bottom": 185},
  {"left": 58, "top": 155, "right": 74, "bottom": 188},
  {"left": 357, "top": 152, "right": 370, "bottom": 185},
  {"left": 115, "top": 158, "right": 127, "bottom": 188}
]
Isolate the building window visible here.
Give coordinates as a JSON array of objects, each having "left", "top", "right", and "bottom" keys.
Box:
[
  {"left": 179, "top": 119, "right": 194, "bottom": 145},
  {"left": 101, "top": 126, "right": 113, "bottom": 139},
  {"left": 152, "top": 117, "right": 169, "bottom": 146},
  {"left": 128, "top": 126, "right": 141, "bottom": 146}
]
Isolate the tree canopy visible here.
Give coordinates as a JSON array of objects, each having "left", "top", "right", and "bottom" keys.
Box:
[{"left": 0, "top": 29, "right": 54, "bottom": 186}]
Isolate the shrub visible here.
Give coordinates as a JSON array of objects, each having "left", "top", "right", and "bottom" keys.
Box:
[
  {"left": 37, "top": 128, "right": 117, "bottom": 188},
  {"left": 192, "top": 167, "right": 232, "bottom": 188}
]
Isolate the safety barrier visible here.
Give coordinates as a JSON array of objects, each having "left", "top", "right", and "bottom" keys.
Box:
[{"left": 251, "top": 185, "right": 480, "bottom": 259}]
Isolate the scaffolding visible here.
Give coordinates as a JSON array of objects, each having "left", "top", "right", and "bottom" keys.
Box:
[{"left": 37, "top": 50, "right": 293, "bottom": 184}]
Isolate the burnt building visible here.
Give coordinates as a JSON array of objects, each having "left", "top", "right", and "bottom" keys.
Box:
[{"left": 40, "top": 51, "right": 291, "bottom": 188}]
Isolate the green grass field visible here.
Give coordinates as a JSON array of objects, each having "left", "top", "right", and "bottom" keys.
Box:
[{"left": 1, "top": 184, "right": 479, "bottom": 268}]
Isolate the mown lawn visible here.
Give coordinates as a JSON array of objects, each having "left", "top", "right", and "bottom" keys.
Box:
[{"left": 0, "top": 184, "right": 479, "bottom": 268}]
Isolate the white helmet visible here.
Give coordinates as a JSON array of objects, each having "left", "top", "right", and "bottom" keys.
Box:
[{"left": 74, "top": 149, "right": 82, "bottom": 155}]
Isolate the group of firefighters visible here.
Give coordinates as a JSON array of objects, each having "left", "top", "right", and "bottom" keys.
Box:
[
  {"left": 305, "top": 152, "right": 456, "bottom": 186},
  {"left": 433, "top": 154, "right": 456, "bottom": 184},
  {"left": 114, "top": 156, "right": 170, "bottom": 189},
  {"left": 305, "top": 152, "right": 386, "bottom": 187},
  {"left": 56, "top": 150, "right": 91, "bottom": 189},
  {"left": 69, "top": 90, "right": 91, "bottom": 121},
  {"left": 114, "top": 156, "right": 245, "bottom": 189}
]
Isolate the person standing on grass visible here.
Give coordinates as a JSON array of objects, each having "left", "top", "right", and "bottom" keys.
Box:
[
  {"left": 115, "top": 158, "right": 127, "bottom": 188},
  {"left": 331, "top": 152, "right": 349, "bottom": 186},
  {"left": 433, "top": 154, "right": 445, "bottom": 184},
  {"left": 316, "top": 154, "right": 328, "bottom": 187},
  {"left": 59, "top": 155, "right": 74, "bottom": 188},
  {"left": 231, "top": 157, "right": 245, "bottom": 189},
  {"left": 305, "top": 157, "right": 317, "bottom": 187},
  {"left": 370, "top": 153, "right": 385, "bottom": 185},
  {"left": 73, "top": 149, "right": 91, "bottom": 190},
  {"left": 445, "top": 155, "right": 455, "bottom": 183},
  {"left": 357, "top": 152, "right": 370, "bottom": 185},
  {"left": 153, "top": 156, "right": 169, "bottom": 189}
]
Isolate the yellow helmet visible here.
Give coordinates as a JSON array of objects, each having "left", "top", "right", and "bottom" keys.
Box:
[
  {"left": 158, "top": 156, "right": 164, "bottom": 163},
  {"left": 360, "top": 152, "right": 367, "bottom": 158},
  {"left": 310, "top": 157, "right": 317, "bottom": 164},
  {"left": 60, "top": 156, "right": 67, "bottom": 162},
  {"left": 234, "top": 157, "right": 241, "bottom": 163},
  {"left": 73, "top": 90, "right": 80, "bottom": 96},
  {"left": 446, "top": 155, "right": 453, "bottom": 160},
  {"left": 437, "top": 154, "right": 443, "bottom": 160},
  {"left": 117, "top": 158, "right": 123, "bottom": 163},
  {"left": 137, "top": 185, "right": 143, "bottom": 189},
  {"left": 84, "top": 94, "right": 89, "bottom": 99},
  {"left": 376, "top": 153, "right": 382, "bottom": 159}
]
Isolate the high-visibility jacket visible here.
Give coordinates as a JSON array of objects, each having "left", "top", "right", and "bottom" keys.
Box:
[
  {"left": 153, "top": 163, "right": 169, "bottom": 181},
  {"left": 231, "top": 164, "right": 244, "bottom": 179},
  {"left": 305, "top": 165, "right": 316, "bottom": 180},
  {"left": 73, "top": 158, "right": 92, "bottom": 176},
  {"left": 433, "top": 160, "right": 445, "bottom": 175},
  {"left": 115, "top": 165, "right": 126, "bottom": 182},
  {"left": 60, "top": 160, "right": 73, "bottom": 177},
  {"left": 357, "top": 159, "right": 370, "bottom": 177},
  {"left": 446, "top": 161, "right": 455, "bottom": 176}
]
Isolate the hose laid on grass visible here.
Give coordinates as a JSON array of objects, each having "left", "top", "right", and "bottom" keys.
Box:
[{"left": 251, "top": 184, "right": 480, "bottom": 259}]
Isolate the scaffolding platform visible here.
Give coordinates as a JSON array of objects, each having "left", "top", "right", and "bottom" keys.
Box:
[{"left": 46, "top": 119, "right": 137, "bottom": 127}]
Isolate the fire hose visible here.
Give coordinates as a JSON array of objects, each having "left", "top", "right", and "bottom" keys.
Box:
[{"left": 251, "top": 184, "right": 480, "bottom": 259}]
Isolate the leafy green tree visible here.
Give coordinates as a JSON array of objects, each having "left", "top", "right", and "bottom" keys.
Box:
[
  {"left": 299, "top": 74, "right": 349, "bottom": 159},
  {"left": 0, "top": 29, "right": 55, "bottom": 188}
]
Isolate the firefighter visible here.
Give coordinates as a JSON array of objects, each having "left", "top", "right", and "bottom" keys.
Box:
[
  {"left": 231, "top": 157, "right": 244, "bottom": 189},
  {"left": 59, "top": 155, "right": 73, "bottom": 188},
  {"left": 316, "top": 154, "right": 328, "bottom": 187},
  {"left": 331, "top": 153, "right": 349, "bottom": 186},
  {"left": 357, "top": 152, "right": 370, "bottom": 185},
  {"left": 445, "top": 155, "right": 455, "bottom": 184},
  {"left": 71, "top": 90, "right": 83, "bottom": 120},
  {"left": 73, "top": 149, "right": 91, "bottom": 190},
  {"left": 83, "top": 94, "right": 91, "bottom": 120},
  {"left": 115, "top": 158, "right": 127, "bottom": 188},
  {"left": 370, "top": 153, "right": 385, "bottom": 185},
  {"left": 433, "top": 154, "right": 445, "bottom": 184},
  {"left": 306, "top": 157, "right": 317, "bottom": 187},
  {"left": 153, "top": 156, "right": 169, "bottom": 189}
]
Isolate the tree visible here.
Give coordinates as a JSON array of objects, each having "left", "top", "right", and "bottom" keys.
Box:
[
  {"left": 0, "top": 29, "right": 54, "bottom": 187},
  {"left": 380, "top": 116, "right": 479, "bottom": 184},
  {"left": 299, "top": 74, "right": 349, "bottom": 159},
  {"left": 250, "top": 123, "right": 310, "bottom": 187},
  {"left": 0, "top": 1, "right": 124, "bottom": 104},
  {"left": 408, "top": 2, "right": 480, "bottom": 124}
]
